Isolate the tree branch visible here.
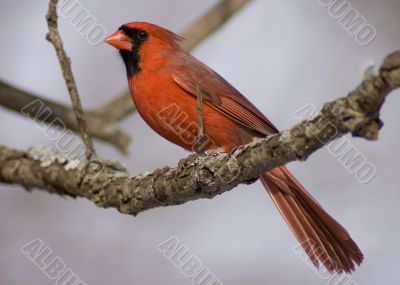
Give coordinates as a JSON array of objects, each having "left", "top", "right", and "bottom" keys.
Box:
[
  {"left": 46, "top": 0, "right": 95, "bottom": 158},
  {"left": 1, "top": 51, "right": 399, "bottom": 216},
  {"left": 0, "top": 81, "right": 131, "bottom": 154},
  {"left": 196, "top": 82, "right": 206, "bottom": 154}
]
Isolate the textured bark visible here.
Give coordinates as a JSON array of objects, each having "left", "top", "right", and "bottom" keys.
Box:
[{"left": 1, "top": 51, "right": 399, "bottom": 216}]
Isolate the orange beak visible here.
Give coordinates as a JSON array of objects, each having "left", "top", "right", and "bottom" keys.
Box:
[{"left": 105, "top": 30, "right": 133, "bottom": 51}]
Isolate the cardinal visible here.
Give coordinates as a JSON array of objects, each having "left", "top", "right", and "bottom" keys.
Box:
[{"left": 106, "top": 22, "right": 363, "bottom": 273}]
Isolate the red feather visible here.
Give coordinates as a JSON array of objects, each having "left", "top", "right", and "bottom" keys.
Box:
[{"left": 106, "top": 22, "right": 364, "bottom": 273}]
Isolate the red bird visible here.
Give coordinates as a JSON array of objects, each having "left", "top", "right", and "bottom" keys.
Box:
[{"left": 106, "top": 22, "right": 363, "bottom": 273}]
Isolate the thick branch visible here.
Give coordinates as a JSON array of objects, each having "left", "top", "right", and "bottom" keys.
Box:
[
  {"left": 46, "top": 0, "right": 95, "bottom": 157},
  {"left": 1, "top": 51, "right": 399, "bottom": 216}
]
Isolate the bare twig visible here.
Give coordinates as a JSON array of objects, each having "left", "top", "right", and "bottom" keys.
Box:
[
  {"left": 1, "top": 51, "right": 399, "bottom": 216},
  {"left": 196, "top": 82, "right": 206, "bottom": 154},
  {"left": 46, "top": 0, "right": 95, "bottom": 158}
]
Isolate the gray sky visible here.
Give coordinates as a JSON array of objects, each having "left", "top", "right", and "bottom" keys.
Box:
[{"left": 0, "top": 0, "right": 399, "bottom": 284}]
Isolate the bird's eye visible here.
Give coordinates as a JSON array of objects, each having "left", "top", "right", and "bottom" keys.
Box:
[{"left": 137, "top": 31, "right": 148, "bottom": 41}]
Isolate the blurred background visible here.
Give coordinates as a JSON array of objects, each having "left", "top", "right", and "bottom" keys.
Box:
[{"left": 0, "top": 0, "right": 399, "bottom": 284}]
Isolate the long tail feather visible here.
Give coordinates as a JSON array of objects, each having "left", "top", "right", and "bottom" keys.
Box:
[{"left": 261, "top": 167, "right": 363, "bottom": 274}]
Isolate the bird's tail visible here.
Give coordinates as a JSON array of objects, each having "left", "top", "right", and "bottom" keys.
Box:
[{"left": 260, "top": 167, "right": 363, "bottom": 274}]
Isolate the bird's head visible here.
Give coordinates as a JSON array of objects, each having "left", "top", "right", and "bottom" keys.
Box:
[{"left": 106, "top": 22, "right": 183, "bottom": 77}]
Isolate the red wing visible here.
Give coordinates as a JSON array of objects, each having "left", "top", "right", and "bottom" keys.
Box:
[{"left": 172, "top": 56, "right": 278, "bottom": 136}]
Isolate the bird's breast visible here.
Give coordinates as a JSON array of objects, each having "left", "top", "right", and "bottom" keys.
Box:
[{"left": 128, "top": 71, "right": 254, "bottom": 152}]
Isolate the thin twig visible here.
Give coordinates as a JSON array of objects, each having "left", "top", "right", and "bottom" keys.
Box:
[
  {"left": 196, "top": 82, "right": 206, "bottom": 154},
  {"left": 46, "top": 0, "right": 95, "bottom": 158},
  {"left": 1, "top": 51, "right": 399, "bottom": 216}
]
